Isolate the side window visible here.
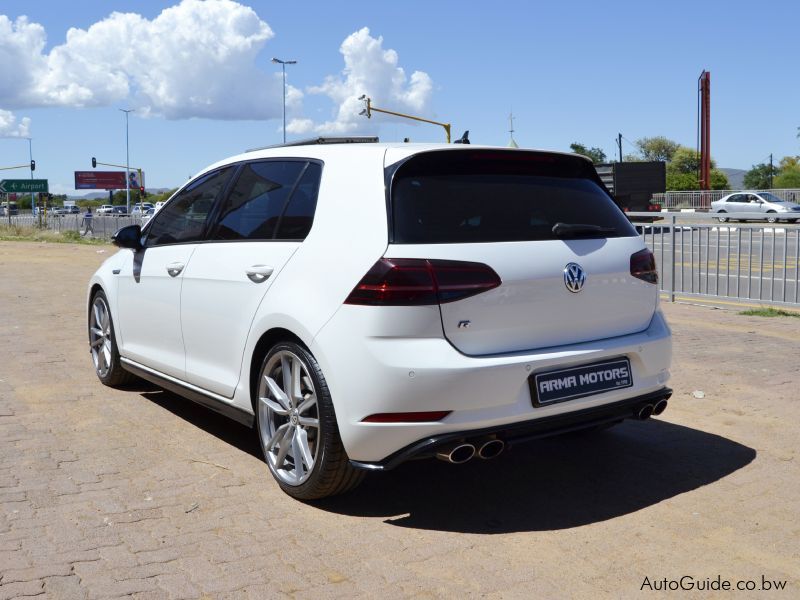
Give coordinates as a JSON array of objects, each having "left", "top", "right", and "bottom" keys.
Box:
[
  {"left": 146, "top": 167, "right": 233, "bottom": 247},
  {"left": 728, "top": 194, "right": 743, "bottom": 203},
  {"left": 275, "top": 162, "right": 322, "bottom": 240},
  {"left": 210, "top": 161, "right": 305, "bottom": 241},
  {"left": 209, "top": 160, "right": 321, "bottom": 241}
]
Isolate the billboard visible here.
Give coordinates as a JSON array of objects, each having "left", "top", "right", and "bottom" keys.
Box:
[{"left": 74, "top": 171, "right": 127, "bottom": 190}]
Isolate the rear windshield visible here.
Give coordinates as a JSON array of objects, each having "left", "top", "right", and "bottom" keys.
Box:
[{"left": 390, "top": 150, "right": 637, "bottom": 244}]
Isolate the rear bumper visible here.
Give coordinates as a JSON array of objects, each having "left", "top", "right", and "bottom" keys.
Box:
[
  {"left": 312, "top": 306, "right": 672, "bottom": 463},
  {"left": 350, "top": 387, "right": 672, "bottom": 471}
]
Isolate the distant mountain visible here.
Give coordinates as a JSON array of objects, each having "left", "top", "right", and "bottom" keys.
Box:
[{"left": 720, "top": 168, "right": 746, "bottom": 189}]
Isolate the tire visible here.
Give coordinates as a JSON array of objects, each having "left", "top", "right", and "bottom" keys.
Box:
[
  {"left": 255, "top": 342, "right": 364, "bottom": 500},
  {"left": 716, "top": 211, "right": 728, "bottom": 223},
  {"left": 766, "top": 211, "right": 777, "bottom": 224},
  {"left": 88, "top": 290, "right": 137, "bottom": 387}
]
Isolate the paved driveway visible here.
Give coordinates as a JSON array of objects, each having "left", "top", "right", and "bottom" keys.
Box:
[{"left": 1, "top": 242, "right": 798, "bottom": 598}]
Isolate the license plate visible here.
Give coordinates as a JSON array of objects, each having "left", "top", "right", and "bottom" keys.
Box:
[{"left": 530, "top": 358, "right": 633, "bottom": 406}]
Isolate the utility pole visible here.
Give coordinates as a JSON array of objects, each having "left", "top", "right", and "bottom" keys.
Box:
[
  {"left": 272, "top": 58, "right": 297, "bottom": 144},
  {"left": 617, "top": 133, "right": 623, "bottom": 162},
  {"left": 27, "top": 138, "right": 34, "bottom": 215},
  {"left": 769, "top": 153, "right": 773, "bottom": 189},
  {"left": 120, "top": 109, "right": 134, "bottom": 214}
]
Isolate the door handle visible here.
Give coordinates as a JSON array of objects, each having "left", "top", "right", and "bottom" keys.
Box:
[
  {"left": 166, "top": 262, "right": 185, "bottom": 277},
  {"left": 246, "top": 264, "right": 274, "bottom": 283}
]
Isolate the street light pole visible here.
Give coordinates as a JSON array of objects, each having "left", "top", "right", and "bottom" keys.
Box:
[
  {"left": 120, "top": 109, "right": 134, "bottom": 214},
  {"left": 26, "top": 138, "right": 34, "bottom": 215},
  {"left": 272, "top": 57, "right": 297, "bottom": 144}
]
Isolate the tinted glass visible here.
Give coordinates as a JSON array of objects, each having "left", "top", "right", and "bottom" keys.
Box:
[
  {"left": 210, "top": 161, "right": 307, "bottom": 241},
  {"left": 727, "top": 195, "right": 743, "bottom": 203},
  {"left": 391, "top": 151, "right": 636, "bottom": 244},
  {"left": 146, "top": 168, "right": 233, "bottom": 246},
  {"left": 275, "top": 162, "right": 322, "bottom": 240}
]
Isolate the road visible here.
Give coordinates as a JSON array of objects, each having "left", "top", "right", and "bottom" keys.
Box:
[{"left": 1, "top": 241, "right": 799, "bottom": 598}]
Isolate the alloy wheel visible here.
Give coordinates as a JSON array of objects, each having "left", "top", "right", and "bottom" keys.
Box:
[
  {"left": 89, "top": 296, "right": 113, "bottom": 378},
  {"left": 258, "top": 350, "right": 320, "bottom": 486}
]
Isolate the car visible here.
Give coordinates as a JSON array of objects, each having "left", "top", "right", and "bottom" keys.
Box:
[
  {"left": 87, "top": 139, "right": 673, "bottom": 500},
  {"left": 111, "top": 205, "right": 128, "bottom": 216},
  {"left": 711, "top": 192, "right": 800, "bottom": 223},
  {"left": 154, "top": 201, "right": 166, "bottom": 212},
  {"left": 96, "top": 205, "right": 115, "bottom": 214},
  {"left": 140, "top": 207, "right": 156, "bottom": 226},
  {"left": 131, "top": 202, "right": 155, "bottom": 216}
]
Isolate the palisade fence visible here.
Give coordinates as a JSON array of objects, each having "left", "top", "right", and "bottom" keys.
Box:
[
  {"left": 630, "top": 212, "right": 800, "bottom": 307},
  {"left": 654, "top": 189, "right": 800, "bottom": 210},
  {"left": 2, "top": 214, "right": 143, "bottom": 240}
]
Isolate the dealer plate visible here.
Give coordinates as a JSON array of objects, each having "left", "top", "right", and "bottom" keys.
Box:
[{"left": 530, "top": 358, "right": 633, "bottom": 406}]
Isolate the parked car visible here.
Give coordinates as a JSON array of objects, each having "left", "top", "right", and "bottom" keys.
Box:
[
  {"left": 96, "top": 205, "right": 115, "bottom": 214},
  {"left": 87, "top": 140, "right": 673, "bottom": 500},
  {"left": 131, "top": 202, "right": 155, "bottom": 216},
  {"left": 140, "top": 207, "right": 156, "bottom": 226},
  {"left": 711, "top": 192, "right": 800, "bottom": 223}
]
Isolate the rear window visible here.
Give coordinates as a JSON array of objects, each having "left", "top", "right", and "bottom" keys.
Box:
[{"left": 390, "top": 150, "right": 637, "bottom": 244}]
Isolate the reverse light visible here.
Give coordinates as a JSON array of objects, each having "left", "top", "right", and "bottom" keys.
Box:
[
  {"left": 345, "top": 258, "right": 501, "bottom": 306},
  {"left": 631, "top": 248, "right": 658, "bottom": 284}
]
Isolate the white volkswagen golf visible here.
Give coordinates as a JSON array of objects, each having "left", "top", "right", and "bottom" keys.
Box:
[{"left": 87, "top": 139, "right": 672, "bottom": 499}]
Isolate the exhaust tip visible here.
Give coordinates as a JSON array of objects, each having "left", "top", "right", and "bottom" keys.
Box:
[
  {"left": 477, "top": 438, "right": 505, "bottom": 460},
  {"left": 637, "top": 404, "right": 654, "bottom": 420},
  {"left": 653, "top": 399, "right": 669, "bottom": 415},
  {"left": 436, "top": 443, "right": 476, "bottom": 464}
]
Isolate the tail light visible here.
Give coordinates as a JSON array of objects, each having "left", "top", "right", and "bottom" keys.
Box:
[
  {"left": 648, "top": 203, "right": 661, "bottom": 212},
  {"left": 345, "top": 258, "right": 501, "bottom": 306},
  {"left": 362, "top": 411, "right": 451, "bottom": 423},
  {"left": 630, "top": 249, "right": 658, "bottom": 284}
]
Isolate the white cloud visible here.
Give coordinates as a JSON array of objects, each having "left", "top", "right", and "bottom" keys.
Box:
[
  {"left": 0, "top": 1, "right": 284, "bottom": 120},
  {"left": 301, "top": 27, "right": 433, "bottom": 135},
  {"left": 0, "top": 110, "right": 30, "bottom": 137}
]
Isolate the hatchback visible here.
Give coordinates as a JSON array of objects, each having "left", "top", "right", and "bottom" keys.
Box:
[{"left": 88, "top": 140, "right": 672, "bottom": 499}]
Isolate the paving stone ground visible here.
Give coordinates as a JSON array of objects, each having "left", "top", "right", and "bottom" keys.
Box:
[{"left": 1, "top": 241, "right": 798, "bottom": 599}]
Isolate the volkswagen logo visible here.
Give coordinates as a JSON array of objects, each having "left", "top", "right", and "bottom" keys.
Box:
[{"left": 563, "top": 263, "right": 586, "bottom": 293}]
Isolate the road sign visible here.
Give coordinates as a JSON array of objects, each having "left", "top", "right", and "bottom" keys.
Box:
[
  {"left": 74, "top": 171, "right": 126, "bottom": 190},
  {"left": 0, "top": 179, "right": 48, "bottom": 194}
]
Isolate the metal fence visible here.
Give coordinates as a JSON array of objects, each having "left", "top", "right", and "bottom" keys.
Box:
[
  {"left": 2, "top": 214, "right": 142, "bottom": 240},
  {"left": 631, "top": 212, "right": 800, "bottom": 307},
  {"left": 653, "top": 189, "right": 800, "bottom": 210}
]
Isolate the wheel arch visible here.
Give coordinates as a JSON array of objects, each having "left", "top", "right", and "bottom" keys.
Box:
[{"left": 249, "top": 327, "right": 308, "bottom": 414}]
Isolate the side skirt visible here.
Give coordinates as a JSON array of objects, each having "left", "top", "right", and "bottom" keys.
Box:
[{"left": 120, "top": 358, "right": 254, "bottom": 428}]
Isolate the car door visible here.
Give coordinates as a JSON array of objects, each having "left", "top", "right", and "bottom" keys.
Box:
[
  {"left": 115, "top": 167, "right": 234, "bottom": 379},
  {"left": 181, "top": 160, "right": 322, "bottom": 398}
]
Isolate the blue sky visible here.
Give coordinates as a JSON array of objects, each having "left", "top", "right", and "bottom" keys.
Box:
[{"left": 0, "top": 0, "right": 798, "bottom": 195}]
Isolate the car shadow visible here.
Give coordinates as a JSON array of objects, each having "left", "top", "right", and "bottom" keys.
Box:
[
  {"left": 139, "top": 388, "right": 261, "bottom": 459},
  {"left": 312, "top": 420, "right": 756, "bottom": 534}
]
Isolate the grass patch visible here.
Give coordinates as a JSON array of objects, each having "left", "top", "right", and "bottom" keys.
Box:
[
  {"left": 739, "top": 307, "right": 800, "bottom": 318},
  {"left": 0, "top": 224, "right": 109, "bottom": 245}
]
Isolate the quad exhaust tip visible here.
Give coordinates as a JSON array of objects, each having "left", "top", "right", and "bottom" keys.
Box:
[
  {"left": 436, "top": 442, "right": 476, "bottom": 464},
  {"left": 653, "top": 399, "right": 669, "bottom": 415},
  {"left": 637, "top": 404, "right": 654, "bottom": 420},
  {"left": 477, "top": 438, "right": 505, "bottom": 460}
]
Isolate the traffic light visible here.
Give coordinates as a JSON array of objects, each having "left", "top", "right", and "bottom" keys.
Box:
[
  {"left": 91, "top": 157, "right": 97, "bottom": 168},
  {"left": 30, "top": 159, "right": 35, "bottom": 171},
  {"left": 139, "top": 186, "right": 146, "bottom": 198}
]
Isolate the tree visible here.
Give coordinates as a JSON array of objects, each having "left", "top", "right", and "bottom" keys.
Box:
[
  {"left": 636, "top": 136, "right": 680, "bottom": 162},
  {"left": 774, "top": 165, "right": 800, "bottom": 188},
  {"left": 569, "top": 142, "right": 606, "bottom": 164},
  {"left": 665, "top": 146, "right": 728, "bottom": 190},
  {"left": 743, "top": 163, "right": 778, "bottom": 189}
]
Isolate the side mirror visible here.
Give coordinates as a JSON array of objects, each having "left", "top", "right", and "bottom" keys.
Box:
[{"left": 112, "top": 224, "right": 143, "bottom": 251}]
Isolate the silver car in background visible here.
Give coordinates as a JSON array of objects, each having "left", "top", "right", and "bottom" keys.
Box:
[{"left": 711, "top": 192, "right": 800, "bottom": 223}]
